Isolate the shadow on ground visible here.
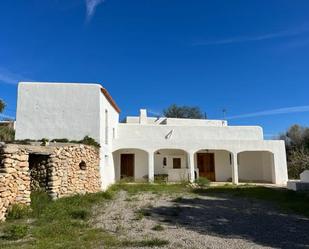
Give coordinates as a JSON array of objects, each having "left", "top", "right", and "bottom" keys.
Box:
[{"left": 147, "top": 193, "right": 309, "bottom": 249}]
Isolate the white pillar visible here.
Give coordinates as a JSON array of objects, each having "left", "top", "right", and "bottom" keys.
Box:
[
  {"left": 232, "top": 152, "right": 239, "bottom": 185},
  {"left": 148, "top": 151, "right": 154, "bottom": 182},
  {"left": 189, "top": 152, "right": 195, "bottom": 182}
]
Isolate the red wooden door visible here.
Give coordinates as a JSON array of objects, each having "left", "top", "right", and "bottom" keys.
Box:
[
  {"left": 120, "top": 154, "right": 134, "bottom": 178},
  {"left": 197, "top": 153, "right": 215, "bottom": 181}
]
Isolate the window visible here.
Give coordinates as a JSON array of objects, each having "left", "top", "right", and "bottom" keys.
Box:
[
  {"left": 113, "top": 128, "right": 115, "bottom": 139},
  {"left": 163, "top": 157, "right": 167, "bottom": 166},
  {"left": 105, "top": 109, "right": 108, "bottom": 144},
  {"left": 173, "top": 158, "right": 181, "bottom": 169},
  {"left": 79, "top": 160, "right": 87, "bottom": 170}
]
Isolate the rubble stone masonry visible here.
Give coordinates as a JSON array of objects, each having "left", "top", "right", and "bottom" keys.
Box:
[{"left": 0, "top": 143, "right": 101, "bottom": 221}]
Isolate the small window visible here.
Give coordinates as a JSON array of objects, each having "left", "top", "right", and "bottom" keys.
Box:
[
  {"left": 113, "top": 128, "right": 115, "bottom": 139},
  {"left": 105, "top": 109, "right": 109, "bottom": 144},
  {"left": 163, "top": 157, "right": 167, "bottom": 166},
  {"left": 173, "top": 158, "right": 181, "bottom": 169},
  {"left": 79, "top": 160, "right": 87, "bottom": 170}
]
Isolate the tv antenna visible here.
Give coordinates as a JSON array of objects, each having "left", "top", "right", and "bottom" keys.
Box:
[{"left": 222, "top": 108, "right": 227, "bottom": 119}]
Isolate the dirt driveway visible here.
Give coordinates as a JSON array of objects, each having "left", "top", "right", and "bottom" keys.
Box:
[{"left": 93, "top": 190, "right": 309, "bottom": 249}]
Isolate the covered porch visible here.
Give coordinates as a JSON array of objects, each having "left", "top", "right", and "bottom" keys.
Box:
[{"left": 112, "top": 147, "right": 278, "bottom": 184}]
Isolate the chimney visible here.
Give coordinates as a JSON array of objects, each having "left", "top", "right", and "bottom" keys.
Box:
[{"left": 139, "top": 109, "right": 147, "bottom": 124}]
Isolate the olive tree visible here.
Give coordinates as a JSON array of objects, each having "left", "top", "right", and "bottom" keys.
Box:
[
  {"left": 0, "top": 99, "right": 5, "bottom": 113},
  {"left": 163, "top": 104, "right": 204, "bottom": 119}
]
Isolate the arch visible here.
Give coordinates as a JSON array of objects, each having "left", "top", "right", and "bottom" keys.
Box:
[
  {"left": 112, "top": 148, "right": 149, "bottom": 181},
  {"left": 112, "top": 148, "right": 149, "bottom": 154},
  {"left": 237, "top": 150, "right": 275, "bottom": 183},
  {"left": 154, "top": 148, "right": 190, "bottom": 182},
  {"left": 194, "top": 149, "right": 234, "bottom": 182}
]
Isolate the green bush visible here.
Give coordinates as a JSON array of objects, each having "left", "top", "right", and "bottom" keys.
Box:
[
  {"left": 151, "top": 224, "right": 165, "bottom": 231},
  {"left": 3, "top": 224, "right": 28, "bottom": 240},
  {"left": 195, "top": 177, "right": 210, "bottom": 187},
  {"left": 0, "top": 126, "right": 15, "bottom": 142},
  {"left": 154, "top": 174, "right": 168, "bottom": 183},
  {"left": 69, "top": 209, "right": 89, "bottom": 220},
  {"left": 6, "top": 204, "right": 31, "bottom": 220},
  {"left": 79, "top": 136, "right": 100, "bottom": 148},
  {"left": 50, "top": 138, "right": 69, "bottom": 143}
]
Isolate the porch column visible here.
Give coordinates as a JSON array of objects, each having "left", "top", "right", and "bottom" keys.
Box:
[
  {"left": 148, "top": 151, "right": 154, "bottom": 183},
  {"left": 188, "top": 152, "right": 195, "bottom": 182},
  {"left": 232, "top": 152, "right": 239, "bottom": 185}
]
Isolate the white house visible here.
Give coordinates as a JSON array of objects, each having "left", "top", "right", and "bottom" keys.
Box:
[{"left": 15, "top": 82, "right": 288, "bottom": 189}]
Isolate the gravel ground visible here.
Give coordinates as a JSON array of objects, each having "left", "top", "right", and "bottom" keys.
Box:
[{"left": 92, "top": 191, "right": 309, "bottom": 249}]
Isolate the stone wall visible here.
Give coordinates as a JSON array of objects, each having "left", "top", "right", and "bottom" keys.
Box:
[
  {"left": 0, "top": 145, "right": 30, "bottom": 221},
  {"left": 48, "top": 145, "right": 101, "bottom": 199},
  {"left": 0, "top": 143, "right": 101, "bottom": 221}
]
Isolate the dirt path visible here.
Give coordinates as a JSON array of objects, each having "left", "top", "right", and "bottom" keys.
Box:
[{"left": 92, "top": 191, "right": 309, "bottom": 249}]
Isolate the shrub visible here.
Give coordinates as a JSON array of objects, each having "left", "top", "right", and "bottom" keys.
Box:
[
  {"left": 50, "top": 138, "right": 69, "bottom": 143},
  {"left": 79, "top": 136, "right": 100, "bottom": 148},
  {"left": 69, "top": 209, "right": 89, "bottom": 220},
  {"left": 6, "top": 204, "right": 31, "bottom": 220},
  {"left": 151, "top": 224, "right": 165, "bottom": 231},
  {"left": 3, "top": 224, "right": 28, "bottom": 240},
  {"left": 195, "top": 177, "right": 210, "bottom": 187},
  {"left": 154, "top": 174, "right": 168, "bottom": 183},
  {"left": 0, "top": 126, "right": 15, "bottom": 142},
  {"left": 12, "top": 139, "right": 34, "bottom": 145}
]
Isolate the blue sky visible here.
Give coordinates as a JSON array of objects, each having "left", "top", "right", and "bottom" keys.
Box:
[{"left": 0, "top": 0, "right": 309, "bottom": 138}]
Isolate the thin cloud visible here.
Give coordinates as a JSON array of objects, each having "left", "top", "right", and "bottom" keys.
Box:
[
  {"left": 193, "top": 27, "right": 309, "bottom": 46},
  {"left": 85, "top": 0, "right": 104, "bottom": 21},
  {"left": 0, "top": 68, "right": 22, "bottom": 85},
  {"left": 227, "top": 105, "right": 309, "bottom": 120},
  {"left": 0, "top": 113, "right": 15, "bottom": 120},
  {"left": 148, "top": 109, "right": 163, "bottom": 117}
]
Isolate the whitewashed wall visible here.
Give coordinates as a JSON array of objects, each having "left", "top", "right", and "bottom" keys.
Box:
[
  {"left": 15, "top": 82, "right": 101, "bottom": 141},
  {"left": 238, "top": 151, "right": 274, "bottom": 183},
  {"left": 99, "top": 89, "right": 119, "bottom": 190},
  {"left": 116, "top": 124, "right": 263, "bottom": 142}
]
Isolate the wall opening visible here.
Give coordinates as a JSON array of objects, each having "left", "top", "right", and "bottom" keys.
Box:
[
  {"left": 238, "top": 151, "right": 275, "bottom": 183},
  {"left": 29, "top": 153, "right": 51, "bottom": 192},
  {"left": 194, "top": 149, "right": 233, "bottom": 182}
]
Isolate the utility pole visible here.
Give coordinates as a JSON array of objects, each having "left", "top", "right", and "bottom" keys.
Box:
[{"left": 222, "top": 108, "right": 227, "bottom": 119}]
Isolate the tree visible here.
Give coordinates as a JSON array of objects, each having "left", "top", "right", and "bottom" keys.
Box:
[
  {"left": 0, "top": 99, "right": 5, "bottom": 113},
  {"left": 163, "top": 104, "right": 204, "bottom": 119},
  {"left": 280, "top": 124, "right": 309, "bottom": 179}
]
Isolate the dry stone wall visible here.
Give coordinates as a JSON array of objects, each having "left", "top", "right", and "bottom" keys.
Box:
[
  {"left": 48, "top": 145, "right": 101, "bottom": 199},
  {"left": 0, "top": 143, "right": 101, "bottom": 221},
  {"left": 0, "top": 145, "right": 30, "bottom": 221}
]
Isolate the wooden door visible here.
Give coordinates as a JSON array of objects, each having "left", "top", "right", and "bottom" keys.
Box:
[
  {"left": 197, "top": 153, "right": 215, "bottom": 181},
  {"left": 120, "top": 154, "right": 134, "bottom": 178}
]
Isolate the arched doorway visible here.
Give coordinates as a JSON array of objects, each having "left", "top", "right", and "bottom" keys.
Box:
[
  {"left": 238, "top": 151, "right": 275, "bottom": 183},
  {"left": 194, "top": 149, "right": 233, "bottom": 182},
  {"left": 113, "top": 148, "right": 149, "bottom": 181},
  {"left": 154, "top": 149, "right": 189, "bottom": 182}
]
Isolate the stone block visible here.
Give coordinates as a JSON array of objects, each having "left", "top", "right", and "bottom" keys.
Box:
[{"left": 300, "top": 170, "right": 309, "bottom": 182}]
